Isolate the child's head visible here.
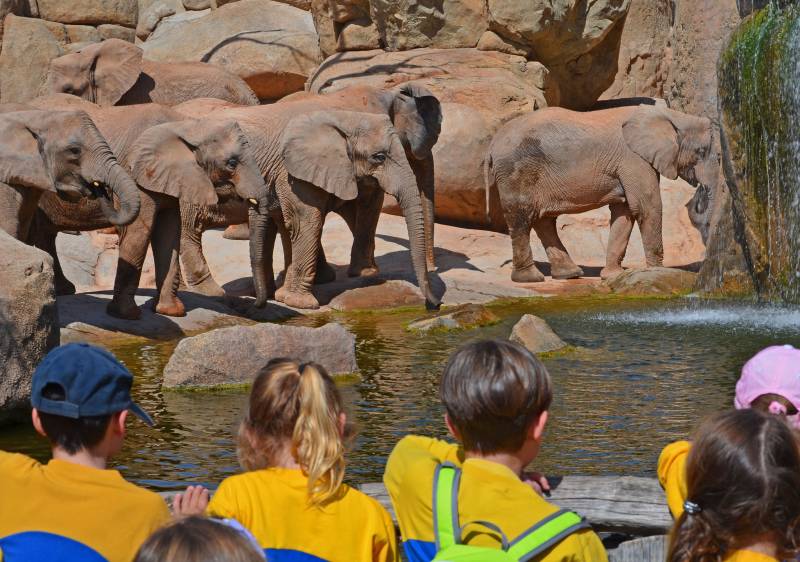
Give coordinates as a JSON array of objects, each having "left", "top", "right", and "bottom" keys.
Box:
[
  {"left": 440, "top": 339, "right": 552, "bottom": 458},
  {"left": 668, "top": 409, "right": 800, "bottom": 562},
  {"left": 735, "top": 345, "right": 800, "bottom": 428},
  {"left": 134, "top": 516, "right": 265, "bottom": 562},
  {"left": 237, "top": 358, "right": 350, "bottom": 506},
  {"left": 30, "top": 343, "right": 154, "bottom": 458}
]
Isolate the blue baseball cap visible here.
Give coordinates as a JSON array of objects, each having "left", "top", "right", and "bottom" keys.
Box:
[{"left": 31, "top": 343, "right": 154, "bottom": 426}]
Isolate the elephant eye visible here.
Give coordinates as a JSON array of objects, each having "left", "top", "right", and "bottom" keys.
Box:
[
  {"left": 226, "top": 157, "right": 239, "bottom": 170},
  {"left": 369, "top": 152, "right": 387, "bottom": 165},
  {"left": 65, "top": 145, "right": 81, "bottom": 159}
]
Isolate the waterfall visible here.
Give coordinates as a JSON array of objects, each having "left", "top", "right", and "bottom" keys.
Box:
[{"left": 719, "top": 2, "right": 800, "bottom": 302}]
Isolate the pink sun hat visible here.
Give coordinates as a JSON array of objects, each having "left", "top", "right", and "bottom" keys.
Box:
[{"left": 735, "top": 345, "right": 800, "bottom": 427}]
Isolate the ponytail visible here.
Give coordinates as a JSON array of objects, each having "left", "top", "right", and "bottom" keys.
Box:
[{"left": 237, "top": 358, "right": 349, "bottom": 507}]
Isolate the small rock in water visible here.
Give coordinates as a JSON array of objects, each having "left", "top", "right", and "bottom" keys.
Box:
[
  {"left": 329, "top": 280, "right": 425, "bottom": 311},
  {"left": 163, "top": 323, "right": 357, "bottom": 389},
  {"left": 605, "top": 267, "right": 697, "bottom": 296},
  {"left": 509, "top": 314, "right": 567, "bottom": 354},
  {"left": 407, "top": 304, "right": 499, "bottom": 333}
]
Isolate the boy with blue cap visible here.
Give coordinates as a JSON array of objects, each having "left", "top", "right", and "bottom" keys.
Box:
[{"left": 0, "top": 343, "right": 171, "bottom": 562}]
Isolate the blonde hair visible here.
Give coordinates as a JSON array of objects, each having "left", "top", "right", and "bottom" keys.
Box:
[
  {"left": 237, "top": 358, "right": 350, "bottom": 506},
  {"left": 134, "top": 517, "right": 264, "bottom": 562}
]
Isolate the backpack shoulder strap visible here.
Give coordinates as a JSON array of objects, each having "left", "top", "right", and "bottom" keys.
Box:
[
  {"left": 506, "top": 509, "right": 591, "bottom": 562},
  {"left": 432, "top": 462, "right": 461, "bottom": 551}
]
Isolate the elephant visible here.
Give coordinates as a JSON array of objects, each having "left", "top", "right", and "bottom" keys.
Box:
[
  {"left": 43, "top": 39, "right": 259, "bottom": 107},
  {"left": 0, "top": 108, "right": 140, "bottom": 242},
  {"left": 177, "top": 99, "right": 439, "bottom": 310},
  {"left": 176, "top": 83, "right": 442, "bottom": 298},
  {"left": 485, "top": 105, "right": 719, "bottom": 282},
  {"left": 24, "top": 97, "right": 270, "bottom": 319}
]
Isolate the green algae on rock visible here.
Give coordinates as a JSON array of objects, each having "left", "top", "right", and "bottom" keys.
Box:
[{"left": 406, "top": 304, "right": 500, "bottom": 333}]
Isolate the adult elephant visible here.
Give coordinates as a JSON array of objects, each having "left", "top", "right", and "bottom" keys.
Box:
[
  {"left": 486, "top": 105, "right": 719, "bottom": 282},
  {"left": 0, "top": 108, "right": 140, "bottom": 241},
  {"left": 177, "top": 83, "right": 441, "bottom": 298},
  {"left": 178, "top": 99, "right": 438, "bottom": 310},
  {"left": 27, "top": 97, "right": 270, "bottom": 319},
  {"left": 43, "top": 39, "right": 259, "bottom": 107}
]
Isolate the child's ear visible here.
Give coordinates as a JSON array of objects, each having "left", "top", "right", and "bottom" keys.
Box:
[
  {"left": 445, "top": 413, "right": 461, "bottom": 441},
  {"left": 338, "top": 412, "right": 347, "bottom": 438},
  {"left": 31, "top": 409, "right": 47, "bottom": 438},
  {"left": 530, "top": 411, "right": 549, "bottom": 442},
  {"left": 112, "top": 410, "right": 128, "bottom": 436}
]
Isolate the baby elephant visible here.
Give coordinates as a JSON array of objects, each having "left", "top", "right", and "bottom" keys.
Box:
[{"left": 486, "top": 104, "right": 719, "bottom": 282}]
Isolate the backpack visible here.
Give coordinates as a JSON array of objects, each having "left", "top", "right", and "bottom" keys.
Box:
[{"left": 431, "top": 463, "right": 590, "bottom": 562}]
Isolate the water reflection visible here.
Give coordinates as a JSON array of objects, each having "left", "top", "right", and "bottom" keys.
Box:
[{"left": 2, "top": 297, "right": 798, "bottom": 491}]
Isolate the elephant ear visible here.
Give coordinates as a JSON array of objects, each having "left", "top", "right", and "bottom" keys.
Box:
[
  {"left": 622, "top": 107, "right": 680, "bottom": 180},
  {"left": 88, "top": 39, "right": 143, "bottom": 106},
  {"left": 281, "top": 112, "right": 358, "bottom": 201},
  {"left": 0, "top": 112, "right": 54, "bottom": 192},
  {"left": 128, "top": 121, "right": 218, "bottom": 206},
  {"left": 392, "top": 82, "right": 442, "bottom": 159}
]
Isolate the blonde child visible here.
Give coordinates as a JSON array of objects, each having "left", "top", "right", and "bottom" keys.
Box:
[
  {"left": 659, "top": 345, "right": 800, "bottom": 518},
  {"left": 667, "top": 409, "right": 800, "bottom": 562},
  {"left": 175, "top": 358, "right": 397, "bottom": 562}
]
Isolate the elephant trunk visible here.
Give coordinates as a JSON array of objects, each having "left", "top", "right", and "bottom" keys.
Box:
[
  {"left": 383, "top": 150, "right": 440, "bottom": 310},
  {"left": 249, "top": 200, "right": 271, "bottom": 308},
  {"left": 83, "top": 117, "right": 141, "bottom": 226}
]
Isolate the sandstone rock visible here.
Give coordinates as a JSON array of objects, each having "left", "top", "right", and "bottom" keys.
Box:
[
  {"left": 337, "top": 18, "right": 380, "bottom": 51},
  {"left": 37, "top": 0, "right": 138, "bottom": 27},
  {"left": 329, "top": 280, "right": 424, "bottom": 311},
  {"left": 371, "top": 0, "right": 486, "bottom": 50},
  {"left": 98, "top": 23, "right": 137, "bottom": 41},
  {"left": 476, "top": 30, "right": 533, "bottom": 58},
  {"left": 141, "top": 0, "right": 323, "bottom": 100},
  {"left": 136, "top": 0, "right": 177, "bottom": 39},
  {"left": 509, "top": 314, "right": 567, "bottom": 354},
  {"left": 0, "top": 0, "right": 29, "bottom": 41},
  {"left": 604, "top": 267, "right": 697, "bottom": 296},
  {"left": 407, "top": 304, "right": 499, "bottom": 332},
  {"left": 0, "top": 15, "right": 101, "bottom": 104},
  {"left": 308, "top": 48, "right": 556, "bottom": 229},
  {"left": 0, "top": 231, "right": 59, "bottom": 425},
  {"left": 163, "top": 323, "right": 358, "bottom": 388},
  {"left": 310, "top": 0, "right": 338, "bottom": 56}
]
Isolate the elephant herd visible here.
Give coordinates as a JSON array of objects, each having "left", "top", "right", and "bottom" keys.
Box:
[{"left": 0, "top": 39, "right": 720, "bottom": 320}]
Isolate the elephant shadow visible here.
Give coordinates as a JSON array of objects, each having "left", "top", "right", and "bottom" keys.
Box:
[{"left": 375, "top": 233, "right": 482, "bottom": 275}]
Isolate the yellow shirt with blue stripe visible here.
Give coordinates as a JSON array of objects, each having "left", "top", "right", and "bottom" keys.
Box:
[
  {"left": 207, "top": 467, "right": 398, "bottom": 562},
  {"left": 657, "top": 440, "right": 690, "bottom": 519},
  {"left": 383, "top": 436, "right": 608, "bottom": 562},
  {"left": 0, "top": 451, "right": 171, "bottom": 562}
]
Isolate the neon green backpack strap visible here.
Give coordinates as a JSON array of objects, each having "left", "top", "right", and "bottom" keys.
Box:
[
  {"left": 506, "top": 509, "right": 591, "bottom": 561},
  {"left": 433, "top": 463, "right": 461, "bottom": 550}
]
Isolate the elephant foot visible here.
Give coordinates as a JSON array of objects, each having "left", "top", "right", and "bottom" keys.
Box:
[
  {"left": 600, "top": 266, "right": 624, "bottom": 280},
  {"left": 511, "top": 266, "right": 545, "bottom": 283},
  {"left": 275, "top": 287, "right": 319, "bottom": 310},
  {"left": 55, "top": 277, "right": 77, "bottom": 296},
  {"left": 551, "top": 265, "right": 584, "bottom": 280},
  {"left": 106, "top": 298, "right": 141, "bottom": 320},
  {"left": 347, "top": 263, "right": 379, "bottom": 278},
  {"left": 315, "top": 262, "right": 337, "bottom": 284},
  {"left": 155, "top": 297, "right": 186, "bottom": 317},
  {"left": 188, "top": 275, "right": 226, "bottom": 298},
  {"left": 223, "top": 223, "right": 250, "bottom": 240}
]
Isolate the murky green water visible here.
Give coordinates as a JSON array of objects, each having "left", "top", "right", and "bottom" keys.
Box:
[{"left": 3, "top": 296, "right": 800, "bottom": 491}]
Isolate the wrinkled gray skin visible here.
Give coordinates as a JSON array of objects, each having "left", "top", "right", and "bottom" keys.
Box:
[
  {"left": 686, "top": 183, "right": 713, "bottom": 244},
  {"left": 0, "top": 108, "right": 140, "bottom": 242},
  {"left": 486, "top": 105, "right": 719, "bottom": 282},
  {"left": 44, "top": 39, "right": 259, "bottom": 106},
  {"left": 177, "top": 83, "right": 441, "bottom": 299},
  {"left": 177, "top": 99, "right": 438, "bottom": 311},
  {"left": 25, "top": 96, "right": 269, "bottom": 319}
]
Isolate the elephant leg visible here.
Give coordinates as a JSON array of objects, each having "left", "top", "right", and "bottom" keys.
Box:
[
  {"left": 601, "top": 202, "right": 635, "bottom": 280},
  {"left": 275, "top": 205, "right": 323, "bottom": 310},
  {"left": 624, "top": 171, "right": 664, "bottom": 267},
  {"left": 151, "top": 207, "right": 185, "bottom": 316},
  {"left": 532, "top": 216, "right": 584, "bottom": 279},
  {"left": 314, "top": 244, "right": 337, "bottom": 284},
  {"left": 413, "top": 155, "right": 436, "bottom": 272},
  {"left": 343, "top": 189, "right": 382, "bottom": 278},
  {"left": 506, "top": 209, "right": 545, "bottom": 283},
  {"left": 179, "top": 208, "right": 225, "bottom": 298}
]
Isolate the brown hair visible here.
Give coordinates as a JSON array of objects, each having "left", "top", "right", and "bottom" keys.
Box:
[
  {"left": 237, "top": 358, "right": 350, "bottom": 506},
  {"left": 750, "top": 393, "right": 799, "bottom": 416},
  {"left": 440, "top": 339, "right": 552, "bottom": 454},
  {"left": 134, "top": 517, "right": 264, "bottom": 562},
  {"left": 667, "top": 409, "right": 800, "bottom": 562}
]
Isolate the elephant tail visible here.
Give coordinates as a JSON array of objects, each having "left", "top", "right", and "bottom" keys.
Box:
[{"left": 484, "top": 152, "right": 506, "bottom": 232}]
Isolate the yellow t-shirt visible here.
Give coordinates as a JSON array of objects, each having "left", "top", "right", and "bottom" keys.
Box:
[
  {"left": 657, "top": 440, "right": 691, "bottom": 519},
  {"left": 383, "top": 435, "right": 608, "bottom": 562},
  {"left": 0, "top": 451, "right": 170, "bottom": 562},
  {"left": 207, "top": 467, "right": 398, "bottom": 562},
  {"left": 724, "top": 550, "right": 779, "bottom": 561}
]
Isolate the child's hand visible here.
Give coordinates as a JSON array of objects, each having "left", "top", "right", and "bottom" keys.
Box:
[
  {"left": 522, "top": 472, "right": 551, "bottom": 496},
  {"left": 173, "top": 485, "right": 209, "bottom": 518}
]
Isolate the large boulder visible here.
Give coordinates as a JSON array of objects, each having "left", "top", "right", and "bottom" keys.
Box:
[
  {"left": 604, "top": 267, "right": 697, "bottom": 296},
  {"left": 0, "top": 231, "right": 59, "bottom": 425},
  {"left": 0, "top": 0, "right": 29, "bottom": 41},
  {"left": 308, "top": 48, "right": 555, "bottom": 229},
  {"left": 509, "top": 314, "right": 567, "bottom": 354},
  {"left": 36, "top": 0, "right": 138, "bottom": 27},
  {"left": 370, "top": 0, "right": 486, "bottom": 50},
  {"left": 0, "top": 15, "right": 101, "bottom": 104},
  {"left": 163, "top": 323, "right": 357, "bottom": 388},
  {"left": 141, "top": 0, "right": 323, "bottom": 100}
]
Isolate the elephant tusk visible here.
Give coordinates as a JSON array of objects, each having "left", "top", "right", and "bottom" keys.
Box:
[
  {"left": 248, "top": 198, "right": 258, "bottom": 206},
  {"left": 92, "top": 181, "right": 101, "bottom": 187}
]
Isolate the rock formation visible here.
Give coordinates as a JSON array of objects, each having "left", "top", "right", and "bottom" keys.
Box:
[{"left": 509, "top": 314, "right": 567, "bottom": 354}]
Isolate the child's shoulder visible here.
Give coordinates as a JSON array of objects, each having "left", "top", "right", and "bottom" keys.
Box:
[
  {"left": 0, "top": 451, "right": 42, "bottom": 482},
  {"left": 341, "top": 485, "right": 394, "bottom": 527}
]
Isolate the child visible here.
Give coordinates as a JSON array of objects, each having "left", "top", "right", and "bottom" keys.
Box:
[
  {"left": 383, "top": 339, "right": 607, "bottom": 562},
  {"left": 175, "top": 358, "right": 398, "bottom": 562},
  {"left": 667, "top": 409, "right": 800, "bottom": 562},
  {"left": 134, "top": 516, "right": 265, "bottom": 562},
  {"left": 659, "top": 344, "right": 800, "bottom": 518},
  {"left": 0, "top": 343, "right": 171, "bottom": 562}
]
